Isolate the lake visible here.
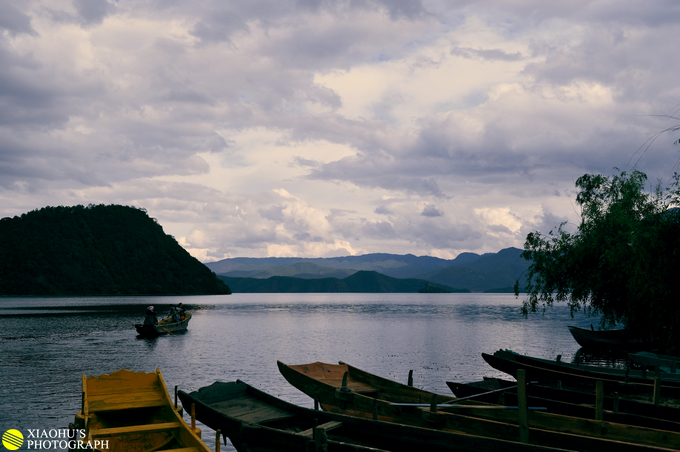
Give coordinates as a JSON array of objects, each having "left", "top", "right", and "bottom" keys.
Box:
[{"left": 0, "top": 293, "right": 606, "bottom": 451}]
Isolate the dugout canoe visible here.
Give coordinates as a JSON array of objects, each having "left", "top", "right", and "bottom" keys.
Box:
[
  {"left": 135, "top": 313, "right": 192, "bottom": 337},
  {"left": 277, "top": 360, "right": 679, "bottom": 451},
  {"left": 72, "top": 368, "right": 210, "bottom": 452},
  {"left": 446, "top": 378, "right": 680, "bottom": 431},
  {"left": 567, "top": 326, "right": 651, "bottom": 350},
  {"left": 177, "top": 380, "right": 568, "bottom": 452}
]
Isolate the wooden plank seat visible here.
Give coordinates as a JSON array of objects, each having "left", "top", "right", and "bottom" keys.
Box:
[
  {"left": 298, "top": 421, "right": 343, "bottom": 438},
  {"left": 90, "top": 421, "right": 181, "bottom": 437},
  {"left": 88, "top": 390, "right": 166, "bottom": 412}
]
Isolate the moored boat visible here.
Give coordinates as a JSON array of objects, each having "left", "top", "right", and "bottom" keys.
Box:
[
  {"left": 568, "top": 325, "right": 652, "bottom": 350},
  {"left": 72, "top": 368, "right": 210, "bottom": 452},
  {"left": 629, "top": 352, "right": 680, "bottom": 374},
  {"left": 446, "top": 378, "right": 680, "bottom": 431},
  {"left": 482, "top": 349, "right": 680, "bottom": 398},
  {"left": 277, "top": 360, "right": 679, "bottom": 451},
  {"left": 136, "top": 313, "right": 192, "bottom": 337},
  {"left": 178, "top": 380, "right": 567, "bottom": 452}
]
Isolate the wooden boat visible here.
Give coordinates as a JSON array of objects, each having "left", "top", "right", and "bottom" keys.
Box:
[
  {"left": 72, "top": 368, "right": 211, "bottom": 452},
  {"left": 482, "top": 350, "right": 680, "bottom": 397},
  {"left": 488, "top": 349, "right": 680, "bottom": 383},
  {"left": 446, "top": 378, "right": 680, "bottom": 431},
  {"left": 178, "top": 380, "right": 568, "bottom": 452},
  {"left": 136, "top": 313, "right": 192, "bottom": 337},
  {"left": 568, "top": 325, "right": 652, "bottom": 350},
  {"left": 629, "top": 352, "right": 680, "bottom": 374},
  {"left": 277, "top": 360, "right": 680, "bottom": 451}
]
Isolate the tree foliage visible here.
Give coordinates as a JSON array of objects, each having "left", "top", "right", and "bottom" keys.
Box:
[
  {"left": 516, "top": 169, "right": 680, "bottom": 352},
  {"left": 0, "top": 204, "right": 231, "bottom": 296}
]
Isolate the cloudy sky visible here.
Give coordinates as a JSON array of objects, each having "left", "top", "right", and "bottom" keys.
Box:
[{"left": 2, "top": 1, "right": 679, "bottom": 261}]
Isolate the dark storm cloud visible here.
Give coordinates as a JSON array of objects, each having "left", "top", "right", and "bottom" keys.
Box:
[
  {"left": 306, "top": 154, "right": 449, "bottom": 198},
  {"left": 0, "top": 47, "right": 65, "bottom": 127},
  {"left": 525, "top": 26, "right": 680, "bottom": 105},
  {"left": 572, "top": 0, "right": 680, "bottom": 27},
  {"left": 401, "top": 217, "right": 483, "bottom": 250},
  {"left": 421, "top": 204, "right": 442, "bottom": 217},
  {"left": 161, "top": 90, "right": 214, "bottom": 105},
  {"left": 488, "top": 223, "right": 512, "bottom": 234},
  {"left": 73, "top": 0, "right": 114, "bottom": 26},
  {"left": 187, "top": 0, "right": 427, "bottom": 47},
  {"left": 361, "top": 220, "right": 398, "bottom": 239},
  {"left": 189, "top": 8, "right": 249, "bottom": 44},
  {"left": 261, "top": 24, "right": 374, "bottom": 69},
  {"left": 450, "top": 46, "right": 523, "bottom": 61},
  {"left": 289, "top": 156, "right": 322, "bottom": 168},
  {"left": 0, "top": 3, "right": 36, "bottom": 35},
  {"left": 377, "top": 0, "right": 427, "bottom": 19}
]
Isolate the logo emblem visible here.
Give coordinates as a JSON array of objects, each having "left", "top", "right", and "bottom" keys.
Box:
[{"left": 2, "top": 430, "right": 23, "bottom": 450}]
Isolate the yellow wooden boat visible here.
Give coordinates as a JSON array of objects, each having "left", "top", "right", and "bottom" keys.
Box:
[{"left": 73, "top": 368, "right": 211, "bottom": 452}]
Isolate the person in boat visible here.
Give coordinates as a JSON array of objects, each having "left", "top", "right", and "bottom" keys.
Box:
[
  {"left": 168, "top": 304, "right": 181, "bottom": 323},
  {"left": 176, "top": 303, "right": 186, "bottom": 320},
  {"left": 143, "top": 306, "right": 158, "bottom": 326}
]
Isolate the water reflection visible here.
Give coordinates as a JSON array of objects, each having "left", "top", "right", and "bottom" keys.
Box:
[{"left": 573, "top": 348, "right": 630, "bottom": 368}]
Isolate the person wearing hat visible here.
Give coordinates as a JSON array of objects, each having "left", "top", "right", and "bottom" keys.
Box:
[{"left": 143, "top": 306, "right": 158, "bottom": 326}]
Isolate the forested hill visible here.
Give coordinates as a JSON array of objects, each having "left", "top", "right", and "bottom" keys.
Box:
[
  {"left": 0, "top": 205, "right": 231, "bottom": 296},
  {"left": 218, "top": 271, "right": 466, "bottom": 293}
]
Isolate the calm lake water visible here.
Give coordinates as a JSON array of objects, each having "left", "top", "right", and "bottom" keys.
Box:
[{"left": 0, "top": 293, "right": 607, "bottom": 451}]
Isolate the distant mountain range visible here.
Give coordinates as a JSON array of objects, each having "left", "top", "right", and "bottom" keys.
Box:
[{"left": 206, "top": 247, "right": 530, "bottom": 293}]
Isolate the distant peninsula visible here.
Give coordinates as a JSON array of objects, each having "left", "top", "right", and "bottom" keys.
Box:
[{"left": 0, "top": 204, "right": 231, "bottom": 296}]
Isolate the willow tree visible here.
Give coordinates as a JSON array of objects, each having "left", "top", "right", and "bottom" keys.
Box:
[{"left": 515, "top": 169, "right": 680, "bottom": 353}]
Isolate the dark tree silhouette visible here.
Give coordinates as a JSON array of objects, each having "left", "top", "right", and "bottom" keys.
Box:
[{"left": 0, "top": 204, "right": 231, "bottom": 296}]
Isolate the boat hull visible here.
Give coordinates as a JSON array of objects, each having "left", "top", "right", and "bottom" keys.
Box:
[
  {"left": 567, "top": 326, "right": 651, "bottom": 350},
  {"left": 482, "top": 349, "right": 680, "bottom": 397}
]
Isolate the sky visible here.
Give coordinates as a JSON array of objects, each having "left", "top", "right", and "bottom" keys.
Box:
[{"left": 2, "top": 0, "right": 680, "bottom": 262}]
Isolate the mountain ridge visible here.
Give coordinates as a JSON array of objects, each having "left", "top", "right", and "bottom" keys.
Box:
[{"left": 207, "top": 247, "right": 530, "bottom": 293}]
